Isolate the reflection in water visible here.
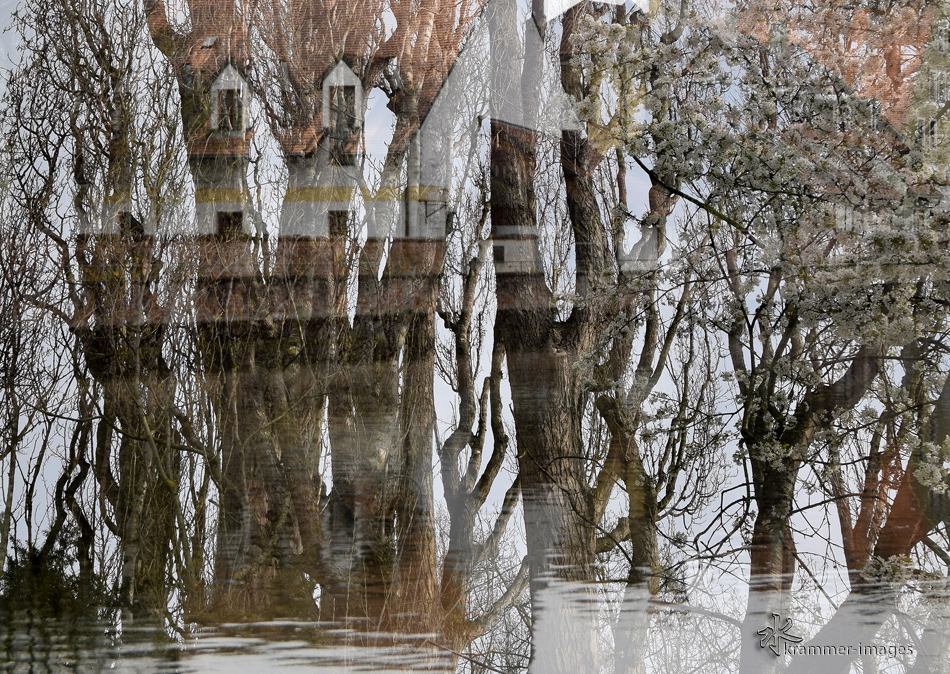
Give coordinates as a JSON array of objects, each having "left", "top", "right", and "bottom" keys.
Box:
[
  {"left": 0, "top": 0, "right": 949, "bottom": 673},
  {"left": 1, "top": 580, "right": 946, "bottom": 672},
  {"left": 0, "top": 619, "right": 458, "bottom": 673}
]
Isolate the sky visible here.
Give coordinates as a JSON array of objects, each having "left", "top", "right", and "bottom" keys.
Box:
[{"left": 0, "top": 1, "right": 19, "bottom": 74}]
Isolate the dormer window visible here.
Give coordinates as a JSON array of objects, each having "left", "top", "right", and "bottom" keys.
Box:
[
  {"left": 210, "top": 64, "right": 249, "bottom": 134},
  {"left": 917, "top": 117, "right": 939, "bottom": 150},
  {"left": 328, "top": 86, "right": 357, "bottom": 164},
  {"left": 322, "top": 62, "right": 362, "bottom": 165},
  {"left": 868, "top": 99, "right": 881, "bottom": 131},
  {"left": 768, "top": 20, "right": 787, "bottom": 52},
  {"left": 217, "top": 88, "right": 243, "bottom": 131},
  {"left": 329, "top": 86, "right": 357, "bottom": 132},
  {"left": 835, "top": 202, "right": 865, "bottom": 233},
  {"left": 917, "top": 117, "right": 938, "bottom": 149},
  {"left": 279, "top": 61, "right": 293, "bottom": 93}
]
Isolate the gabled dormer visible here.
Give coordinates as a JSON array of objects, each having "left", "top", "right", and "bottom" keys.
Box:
[
  {"left": 210, "top": 61, "right": 250, "bottom": 135},
  {"left": 321, "top": 61, "right": 362, "bottom": 165},
  {"left": 321, "top": 61, "right": 363, "bottom": 133}
]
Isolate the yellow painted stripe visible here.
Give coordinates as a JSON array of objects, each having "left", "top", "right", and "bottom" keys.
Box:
[
  {"left": 282, "top": 185, "right": 448, "bottom": 203},
  {"left": 408, "top": 185, "right": 448, "bottom": 201},
  {"left": 195, "top": 188, "right": 244, "bottom": 203},
  {"left": 374, "top": 185, "right": 402, "bottom": 201},
  {"left": 284, "top": 186, "right": 357, "bottom": 202}
]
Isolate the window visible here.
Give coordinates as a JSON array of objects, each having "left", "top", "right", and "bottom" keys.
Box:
[
  {"left": 834, "top": 202, "right": 874, "bottom": 233},
  {"left": 424, "top": 201, "right": 447, "bottom": 236},
  {"left": 930, "top": 70, "right": 947, "bottom": 104},
  {"left": 279, "top": 61, "right": 293, "bottom": 93},
  {"left": 868, "top": 99, "right": 881, "bottom": 131},
  {"left": 768, "top": 20, "right": 787, "bottom": 51},
  {"left": 328, "top": 86, "right": 357, "bottom": 132},
  {"left": 119, "top": 211, "right": 144, "bottom": 238},
  {"left": 493, "top": 245, "right": 505, "bottom": 263},
  {"left": 328, "top": 210, "right": 349, "bottom": 236},
  {"left": 328, "top": 85, "right": 357, "bottom": 165},
  {"left": 217, "top": 211, "right": 243, "bottom": 238},
  {"left": 917, "top": 117, "right": 938, "bottom": 149},
  {"left": 217, "top": 88, "right": 243, "bottom": 132},
  {"left": 835, "top": 203, "right": 857, "bottom": 233}
]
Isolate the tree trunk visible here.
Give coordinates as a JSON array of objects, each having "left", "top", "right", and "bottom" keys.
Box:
[{"left": 490, "top": 112, "right": 600, "bottom": 674}]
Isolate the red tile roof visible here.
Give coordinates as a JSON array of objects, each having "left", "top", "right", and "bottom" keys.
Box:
[{"left": 738, "top": 1, "right": 938, "bottom": 131}]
